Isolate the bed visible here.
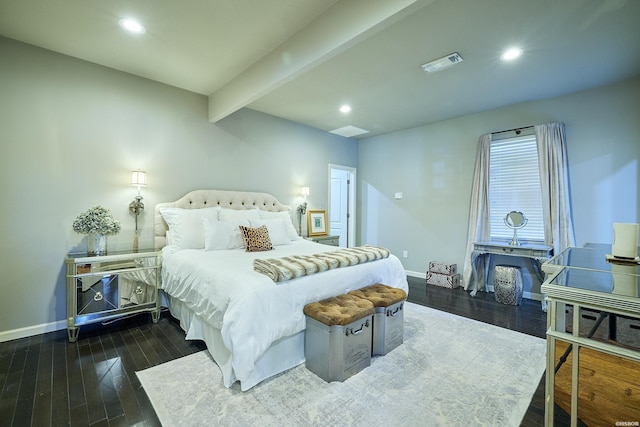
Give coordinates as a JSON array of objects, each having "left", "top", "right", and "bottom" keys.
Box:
[{"left": 155, "top": 189, "right": 408, "bottom": 390}]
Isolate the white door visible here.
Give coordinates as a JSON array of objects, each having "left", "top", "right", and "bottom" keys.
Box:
[{"left": 329, "top": 165, "right": 355, "bottom": 247}]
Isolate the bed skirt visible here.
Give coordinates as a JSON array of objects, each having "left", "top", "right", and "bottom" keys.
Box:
[{"left": 164, "top": 293, "right": 305, "bottom": 391}]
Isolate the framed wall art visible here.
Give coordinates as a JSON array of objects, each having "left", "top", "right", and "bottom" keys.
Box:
[{"left": 307, "top": 210, "right": 327, "bottom": 237}]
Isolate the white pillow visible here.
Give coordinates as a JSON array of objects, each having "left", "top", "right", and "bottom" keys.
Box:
[
  {"left": 159, "top": 207, "right": 220, "bottom": 249},
  {"left": 219, "top": 207, "right": 260, "bottom": 222},
  {"left": 249, "top": 218, "right": 292, "bottom": 246},
  {"left": 203, "top": 218, "right": 250, "bottom": 250},
  {"left": 258, "top": 210, "right": 301, "bottom": 240}
]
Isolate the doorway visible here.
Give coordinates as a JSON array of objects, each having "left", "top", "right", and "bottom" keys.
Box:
[{"left": 328, "top": 164, "right": 356, "bottom": 247}]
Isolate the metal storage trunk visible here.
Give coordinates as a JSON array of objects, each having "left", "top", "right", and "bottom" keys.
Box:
[
  {"left": 304, "top": 314, "right": 373, "bottom": 382},
  {"left": 349, "top": 284, "right": 407, "bottom": 356},
  {"left": 371, "top": 301, "right": 404, "bottom": 355}
]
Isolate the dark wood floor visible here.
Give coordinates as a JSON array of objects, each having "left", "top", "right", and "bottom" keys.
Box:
[
  {"left": 1, "top": 277, "right": 577, "bottom": 426},
  {"left": 0, "top": 308, "right": 206, "bottom": 427}
]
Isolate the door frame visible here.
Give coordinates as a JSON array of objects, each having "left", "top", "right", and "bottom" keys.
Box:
[{"left": 328, "top": 164, "right": 356, "bottom": 247}]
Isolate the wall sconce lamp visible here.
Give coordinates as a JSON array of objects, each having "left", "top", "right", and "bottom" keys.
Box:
[
  {"left": 297, "top": 186, "right": 309, "bottom": 236},
  {"left": 129, "top": 170, "right": 147, "bottom": 251}
]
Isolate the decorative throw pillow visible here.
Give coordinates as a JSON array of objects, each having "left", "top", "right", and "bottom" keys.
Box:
[{"left": 239, "top": 225, "right": 273, "bottom": 252}]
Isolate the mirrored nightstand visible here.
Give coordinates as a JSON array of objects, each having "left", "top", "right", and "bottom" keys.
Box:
[{"left": 65, "top": 248, "right": 161, "bottom": 342}]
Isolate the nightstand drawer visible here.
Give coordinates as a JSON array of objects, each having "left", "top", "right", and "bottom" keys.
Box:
[
  {"left": 308, "top": 235, "right": 340, "bottom": 246},
  {"left": 77, "top": 274, "right": 119, "bottom": 315},
  {"left": 322, "top": 237, "right": 339, "bottom": 246}
]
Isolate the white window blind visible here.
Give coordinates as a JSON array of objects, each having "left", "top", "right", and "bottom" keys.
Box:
[{"left": 489, "top": 134, "right": 545, "bottom": 242}]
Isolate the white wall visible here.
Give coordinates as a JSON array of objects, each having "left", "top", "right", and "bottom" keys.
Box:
[
  {"left": 0, "top": 36, "right": 357, "bottom": 339},
  {"left": 358, "top": 75, "right": 640, "bottom": 294}
]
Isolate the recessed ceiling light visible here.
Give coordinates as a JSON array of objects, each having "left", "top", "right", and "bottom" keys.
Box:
[
  {"left": 339, "top": 105, "right": 352, "bottom": 114},
  {"left": 119, "top": 18, "right": 146, "bottom": 34},
  {"left": 501, "top": 47, "right": 522, "bottom": 61}
]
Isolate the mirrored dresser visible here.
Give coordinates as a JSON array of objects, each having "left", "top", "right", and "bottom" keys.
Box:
[
  {"left": 541, "top": 244, "right": 640, "bottom": 426},
  {"left": 65, "top": 248, "right": 161, "bottom": 342}
]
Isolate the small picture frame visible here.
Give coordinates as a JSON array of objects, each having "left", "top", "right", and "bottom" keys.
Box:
[{"left": 307, "top": 210, "right": 327, "bottom": 237}]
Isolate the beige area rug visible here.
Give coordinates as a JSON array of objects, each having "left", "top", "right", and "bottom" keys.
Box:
[{"left": 137, "top": 302, "right": 546, "bottom": 427}]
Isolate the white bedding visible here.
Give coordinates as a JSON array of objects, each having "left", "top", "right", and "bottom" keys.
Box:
[{"left": 161, "top": 239, "right": 408, "bottom": 388}]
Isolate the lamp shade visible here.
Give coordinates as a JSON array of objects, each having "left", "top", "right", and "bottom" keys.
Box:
[
  {"left": 301, "top": 186, "right": 310, "bottom": 197},
  {"left": 131, "top": 170, "right": 147, "bottom": 186}
]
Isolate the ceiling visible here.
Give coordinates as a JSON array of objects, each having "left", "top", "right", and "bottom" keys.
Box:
[{"left": 2, "top": 0, "right": 640, "bottom": 138}]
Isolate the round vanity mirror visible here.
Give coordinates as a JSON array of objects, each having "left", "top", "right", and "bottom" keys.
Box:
[{"left": 504, "top": 211, "right": 527, "bottom": 245}]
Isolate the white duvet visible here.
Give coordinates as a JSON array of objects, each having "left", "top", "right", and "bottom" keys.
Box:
[{"left": 161, "top": 239, "right": 408, "bottom": 384}]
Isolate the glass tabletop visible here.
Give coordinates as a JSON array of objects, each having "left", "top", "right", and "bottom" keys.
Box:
[
  {"left": 67, "top": 248, "right": 160, "bottom": 262},
  {"left": 544, "top": 244, "right": 640, "bottom": 298},
  {"left": 547, "top": 267, "right": 640, "bottom": 297},
  {"left": 545, "top": 244, "right": 640, "bottom": 276}
]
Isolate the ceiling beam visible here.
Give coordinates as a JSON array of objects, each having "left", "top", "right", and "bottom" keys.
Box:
[{"left": 207, "top": 0, "right": 427, "bottom": 123}]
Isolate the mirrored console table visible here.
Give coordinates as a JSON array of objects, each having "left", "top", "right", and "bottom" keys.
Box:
[
  {"left": 541, "top": 245, "right": 640, "bottom": 426},
  {"left": 470, "top": 241, "right": 553, "bottom": 300},
  {"left": 65, "top": 248, "right": 161, "bottom": 342}
]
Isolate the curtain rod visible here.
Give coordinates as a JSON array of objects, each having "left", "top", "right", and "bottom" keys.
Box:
[{"left": 491, "top": 125, "right": 533, "bottom": 135}]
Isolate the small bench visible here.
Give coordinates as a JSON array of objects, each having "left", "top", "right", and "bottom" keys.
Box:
[
  {"left": 303, "top": 294, "right": 374, "bottom": 382},
  {"left": 349, "top": 284, "right": 407, "bottom": 355}
]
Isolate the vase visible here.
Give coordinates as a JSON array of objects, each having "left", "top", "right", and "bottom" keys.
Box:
[{"left": 87, "top": 233, "right": 107, "bottom": 256}]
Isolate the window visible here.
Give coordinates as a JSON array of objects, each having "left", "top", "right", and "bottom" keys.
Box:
[{"left": 489, "top": 134, "right": 545, "bottom": 242}]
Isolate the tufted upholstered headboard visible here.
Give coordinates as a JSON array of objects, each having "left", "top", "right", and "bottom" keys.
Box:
[{"left": 154, "top": 189, "right": 292, "bottom": 249}]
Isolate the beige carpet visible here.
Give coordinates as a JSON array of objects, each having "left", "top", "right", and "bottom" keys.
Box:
[{"left": 137, "top": 302, "right": 546, "bottom": 426}]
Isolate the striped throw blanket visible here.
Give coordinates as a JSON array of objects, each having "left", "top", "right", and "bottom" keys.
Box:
[{"left": 253, "top": 245, "right": 390, "bottom": 282}]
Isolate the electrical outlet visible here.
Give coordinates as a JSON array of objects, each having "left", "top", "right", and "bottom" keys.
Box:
[{"left": 403, "top": 250, "right": 408, "bottom": 258}]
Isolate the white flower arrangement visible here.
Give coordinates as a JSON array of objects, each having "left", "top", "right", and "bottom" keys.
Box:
[{"left": 72, "top": 206, "right": 121, "bottom": 235}]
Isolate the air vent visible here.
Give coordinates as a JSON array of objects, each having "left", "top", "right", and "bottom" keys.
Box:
[{"left": 421, "top": 52, "right": 463, "bottom": 73}]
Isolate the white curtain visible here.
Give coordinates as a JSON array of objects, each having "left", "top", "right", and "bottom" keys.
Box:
[
  {"left": 462, "top": 122, "right": 575, "bottom": 292},
  {"left": 535, "top": 122, "right": 576, "bottom": 252},
  {"left": 462, "top": 133, "right": 491, "bottom": 290}
]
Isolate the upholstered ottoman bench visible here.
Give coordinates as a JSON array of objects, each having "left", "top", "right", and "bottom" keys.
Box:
[
  {"left": 349, "top": 284, "right": 407, "bottom": 356},
  {"left": 303, "top": 294, "right": 374, "bottom": 382}
]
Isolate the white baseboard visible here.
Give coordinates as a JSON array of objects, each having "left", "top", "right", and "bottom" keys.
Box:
[
  {"left": 406, "top": 270, "right": 426, "bottom": 279},
  {"left": 523, "top": 291, "right": 544, "bottom": 302},
  {"left": 0, "top": 320, "right": 66, "bottom": 343}
]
